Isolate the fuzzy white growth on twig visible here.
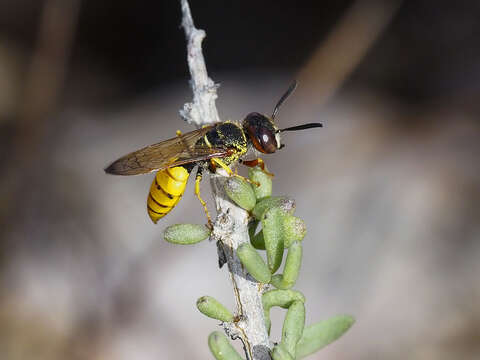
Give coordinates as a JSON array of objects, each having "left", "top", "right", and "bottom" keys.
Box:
[
  {"left": 179, "top": 0, "right": 220, "bottom": 127},
  {"left": 179, "top": 1, "right": 270, "bottom": 359}
]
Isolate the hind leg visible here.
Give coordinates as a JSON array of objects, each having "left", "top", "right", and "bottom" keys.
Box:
[
  {"left": 210, "top": 158, "right": 260, "bottom": 187},
  {"left": 194, "top": 166, "right": 213, "bottom": 229}
]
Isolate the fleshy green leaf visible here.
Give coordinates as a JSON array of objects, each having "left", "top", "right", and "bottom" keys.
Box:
[
  {"left": 270, "top": 274, "right": 284, "bottom": 289},
  {"left": 248, "top": 166, "right": 272, "bottom": 200},
  {"left": 248, "top": 220, "right": 259, "bottom": 239},
  {"left": 250, "top": 230, "right": 265, "bottom": 250},
  {"left": 250, "top": 215, "right": 305, "bottom": 251},
  {"left": 281, "top": 300, "right": 305, "bottom": 358},
  {"left": 164, "top": 224, "right": 210, "bottom": 244},
  {"left": 262, "top": 289, "right": 306, "bottom": 310},
  {"left": 225, "top": 177, "right": 256, "bottom": 211},
  {"left": 295, "top": 315, "right": 355, "bottom": 359},
  {"left": 270, "top": 241, "right": 302, "bottom": 289},
  {"left": 252, "top": 196, "right": 295, "bottom": 221},
  {"left": 196, "top": 296, "right": 234, "bottom": 322},
  {"left": 237, "top": 243, "right": 271, "bottom": 283},
  {"left": 282, "top": 215, "right": 306, "bottom": 248},
  {"left": 208, "top": 331, "right": 243, "bottom": 360},
  {"left": 272, "top": 343, "right": 294, "bottom": 360},
  {"left": 262, "top": 289, "right": 305, "bottom": 334},
  {"left": 262, "top": 207, "right": 285, "bottom": 273}
]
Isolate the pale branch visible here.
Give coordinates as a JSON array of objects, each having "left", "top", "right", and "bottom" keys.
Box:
[
  {"left": 179, "top": 0, "right": 220, "bottom": 127},
  {"left": 211, "top": 172, "right": 271, "bottom": 360},
  {"left": 179, "top": 1, "right": 270, "bottom": 359}
]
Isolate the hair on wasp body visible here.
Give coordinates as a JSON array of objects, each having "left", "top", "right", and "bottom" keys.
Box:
[{"left": 104, "top": 80, "right": 323, "bottom": 225}]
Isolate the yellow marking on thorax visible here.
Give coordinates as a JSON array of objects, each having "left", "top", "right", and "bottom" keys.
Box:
[{"left": 204, "top": 134, "right": 212, "bottom": 148}]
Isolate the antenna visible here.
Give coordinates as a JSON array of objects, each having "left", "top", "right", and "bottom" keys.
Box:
[
  {"left": 272, "top": 80, "right": 298, "bottom": 120},
  {"left": 279, "top": 123, "right": 323, "bottom": 132}
]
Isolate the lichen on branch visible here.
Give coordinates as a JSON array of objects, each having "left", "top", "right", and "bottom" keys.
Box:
[{"left": 179, "top": 0, "right": 220, "bottom": 127}]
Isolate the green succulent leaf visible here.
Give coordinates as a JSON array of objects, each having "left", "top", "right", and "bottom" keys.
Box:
[
  {"left": 262, "top": 289, "right": 306, "bottom": 310},
  {"left": 281, "top": 300, "right": 305, "bottom": 358},
  {"left": 163, "top": 224, "right": 210, "bottom": 244},
  {"left": 250, "top": 214, "right": 305, "bottom": 251},
  {"left": 248, "top": 166, "right": 273, "bottom": 200},
  {"left": 272, "top": 343, "right": 295, "bottom": 360},
  {"left": 208, "top": 331, "right": 244, "bottom": 360},
  {"left": 295, "top": 315, "right": 355, "bottom": 359},
  {"left": 237, "top": 243, "right": 271, "bottom": 283},
  {"left": 282, "top": 241, "right": 302, "bottom": 285},
  {"left": 270, "top": 241, "right": 303, "bottom": 289},
  {"left": 270, "top": 274, "right": 284, "bottom": 289},
  {"left": 252, "top": 196, "right": 295, "bottom": 221},
  {"left": 282, "top": 215, "right": 306, "bottom": 248},
  {"left": 248, "top": 220, "right": 260, "bottom": 239},
  {"left": 250, "top": 230, "right": 265, "bottom": 250},
  {"left": 262, "top": 207, "right": 285, "bottom": 273},
  {"left": 262, "top": 289, "right": 306, "bottom": 334},
  {"left": 196, "top": 296, "right": 234, "bottom": 322},
  {"left": 224, "top": 177, "right": 256, "bottom": 211}
]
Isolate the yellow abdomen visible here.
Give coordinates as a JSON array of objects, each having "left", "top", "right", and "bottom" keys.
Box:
[{"left": 147, "top": 166, "right": 190, "bottom": 223}]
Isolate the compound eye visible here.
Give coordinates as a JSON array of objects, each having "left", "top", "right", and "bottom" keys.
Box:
[
  {"left": 255, "top": 127, "right": 277, "bottom": 154},
  {"left": 244, "top": 112, "right": 278, "bottom": 154}
]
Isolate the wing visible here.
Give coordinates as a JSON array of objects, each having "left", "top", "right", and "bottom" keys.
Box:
[{"left": 105, "top": 125, "right": 229, "bottom": 175}]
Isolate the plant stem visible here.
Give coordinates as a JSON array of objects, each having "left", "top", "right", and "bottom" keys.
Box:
[
  {"left": 179, "top": 1, "right": 270, "bottom": 359},
  {"left": 211, "top": 173, "right": 270, "bottom": 360},
  {"left": 179, "top": 0, "right": 220, "bottom": 127}
]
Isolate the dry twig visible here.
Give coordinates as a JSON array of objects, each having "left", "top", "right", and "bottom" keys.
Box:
[{"left": 179, "top": 1, "right": 270, "bottom": 359}]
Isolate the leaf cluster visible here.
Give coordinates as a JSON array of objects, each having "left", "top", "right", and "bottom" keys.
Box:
[{"left": 163, "top": 167, "right": 354, "bottom": 359}]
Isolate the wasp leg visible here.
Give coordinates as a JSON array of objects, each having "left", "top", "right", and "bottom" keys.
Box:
[
  {"left": 241, "top": 158, "right": 274, "bottom": 177},
  {"left": 195, "top": 167, "right": 213, "bottom": 229},
  {"left": 211, "top": 157, "right": 235, "bottom": 175},
  {"left": 211, "top": 158, "right": 260, "bottom": 187}
]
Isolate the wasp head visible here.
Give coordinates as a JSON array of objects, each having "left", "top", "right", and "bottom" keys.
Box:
[
  {"left": 242, "top": 81, "right": 322, "bottom": 154},
  {"left": 243, "top": 112, "right": 281, "bottom": 154}
]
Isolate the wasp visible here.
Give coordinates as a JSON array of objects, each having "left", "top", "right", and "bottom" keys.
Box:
[{"left": 105, "top": 81, "right": 322, "bottom": 226}]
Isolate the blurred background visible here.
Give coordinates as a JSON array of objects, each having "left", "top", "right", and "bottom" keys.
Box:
[{"left": 0, "top": 0, "right": 479, "bottom": 359}]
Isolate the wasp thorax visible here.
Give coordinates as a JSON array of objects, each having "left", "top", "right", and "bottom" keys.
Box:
[{"left": 243, "top": 112, "right": 280, "bottom": 154}]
